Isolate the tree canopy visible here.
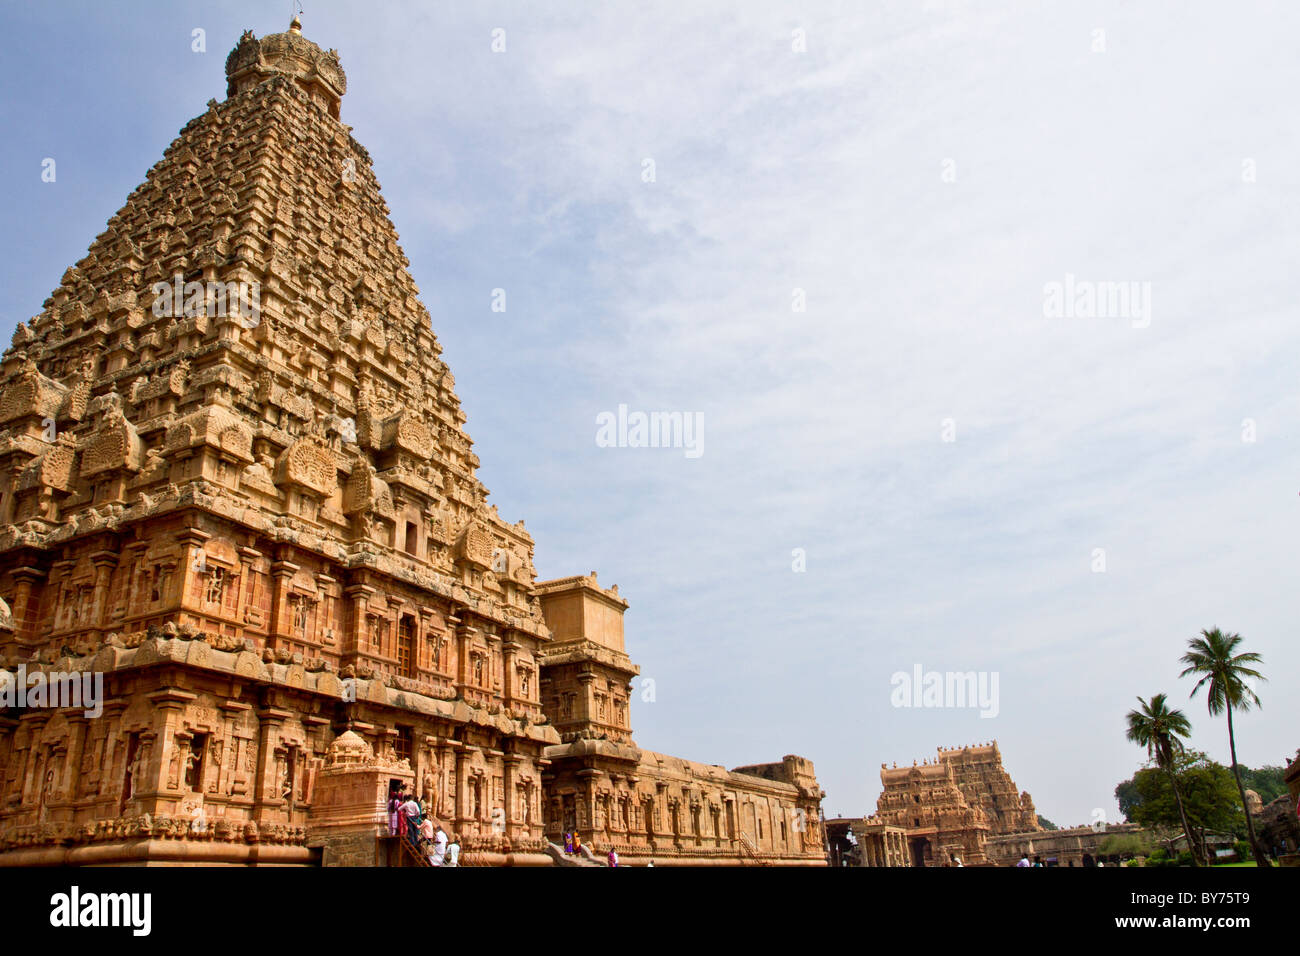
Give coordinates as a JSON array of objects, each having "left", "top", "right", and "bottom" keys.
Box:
[{"left": 1116, "top": 751, "right": 1245, "bottom": 837}]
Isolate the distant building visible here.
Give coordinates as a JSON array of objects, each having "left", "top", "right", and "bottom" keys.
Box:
[
  {"left": 536, "top": 574, "right": 826, "bottom": 865},
  {"left": 851, "top": 741, "right": 1037, "bottom": 866}
]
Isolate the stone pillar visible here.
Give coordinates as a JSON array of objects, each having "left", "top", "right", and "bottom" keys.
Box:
[
  {"left": 90, "top": 550, "right": 118, "bottom": 630},
  {"left": 432, "top": 738, "right": 450, "bottom": 819},
  {"left": 484, "top": 627, "right": 499, "bottom": 696},
  {"left": 175, "top": 527, "right": 211, "bottom": 613},
  {"left": 315, "top": 573, "right": 337, "bottom": 650},
  {"left": 343, "top": 583, "right": 375, "bottom": 658},
  {"left": 46, "top": 559, "right": 75, "bottom": 631},
  {"left": 62, "top": 715, "right": 89, "bottom": 802},
  {"left": 86, "top": 703, "right": 121, "bottom": 804},
  {"left": 16, "top": 713, "right": 50, "bottom": 806},
  {"left": 502, "top": 638, "right": 520, "bottom": 708},
  {"left": 268, "top": 556, "right": 299, "bottom": 649},
  {"left": 0, "top": 716, "right": 20, "bottom": 804},
  {"left": 453, "top": 744, "right": 471, "bottom": 832},
  {"left": 146, "top": 689, "right": 197, "bottom": 809},
  {"left": 8, "top": 567, "right": 46, "bottom": 646},
  {"left": 452, "top": 615, "right": 476, "bottom": 697},
  {"left": 236, "top": 545, "right": 262, "bottom": 629},
  {"left": 577, "top": 667, "right": 595, "bottom": 724},
  {"left": 121, "top": 541, "right": 149, "bottom": 618},
  {"left": 130, "top": 730, "right": 159, "bottom": 807},
  {"left": 503, "top": 752, "right": 520, "bottom": 837},
  {"left": 578, "top": 767, "right": 600, "bottom": 840},
  {"left": 215, "top": 700, "right": 249, "bottom": 798},
  {"left": 253, "top": 706, "right": 291, "bottom": 821},
  {"left": 418, "top": 606, "right": 440, "bottom": 675},
  {"left": 387, "top": 596, "right": 406, "bottom": 672}
]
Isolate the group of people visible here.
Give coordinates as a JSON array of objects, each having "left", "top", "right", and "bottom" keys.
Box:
[
  {"left": 563, "top": 831, "right": 620, "bottom": 867},
  {"left": 388, "top": 784, "right": 460, "bottom": 867}
]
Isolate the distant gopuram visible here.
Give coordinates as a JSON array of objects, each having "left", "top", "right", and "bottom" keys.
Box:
[{"left": 854, "top": 741, "right": 1038, "bottom": 866}]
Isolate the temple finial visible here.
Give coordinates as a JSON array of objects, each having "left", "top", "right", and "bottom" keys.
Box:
[{"left": 289, "top": 15, "right": 302, "bottom": 35}]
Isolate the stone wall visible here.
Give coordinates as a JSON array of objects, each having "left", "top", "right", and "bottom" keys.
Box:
[
  {"left": 535, "top": 576, "right": 826, "bottom": 866},
  {"left": 984, "top": 822, "right": 1147, "bottom": 867}
]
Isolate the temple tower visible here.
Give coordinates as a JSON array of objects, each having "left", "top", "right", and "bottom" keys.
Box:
[{"left": 0, "top": 18, "right": 559, "bottom": 865}]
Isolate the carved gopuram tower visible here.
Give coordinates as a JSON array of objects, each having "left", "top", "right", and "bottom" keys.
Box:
[
  {"left": 0, "top": 19, "right": 560, "bottom": 865},
  {"left": 871, "top": 756, "right": 992, "bottom": 866},
  {"left": 939, "top": 741, "right": 1039, "bottom": 835},
  {"left": 862, "top": 741, "right": 1040, "bottom": 867}
]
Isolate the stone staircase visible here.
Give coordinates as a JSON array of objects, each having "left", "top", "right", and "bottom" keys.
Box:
[
  {"left": 738, "top": 832, "right": 772, "bottom": 865},
  {"left": 546, "top": 841, "right": 605, "bottom": 867},
  {"left": 397, "top": 834, "right": 433, "bottom": 867}
]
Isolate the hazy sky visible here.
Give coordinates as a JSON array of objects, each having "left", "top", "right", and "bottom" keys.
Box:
[{"left": 2, "top": 1, "right": 1297, "bottom": 827}]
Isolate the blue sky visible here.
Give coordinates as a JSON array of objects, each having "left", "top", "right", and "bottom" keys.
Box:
[{"left": 3, "top": 0, "right": 1298, "bottom": 827}]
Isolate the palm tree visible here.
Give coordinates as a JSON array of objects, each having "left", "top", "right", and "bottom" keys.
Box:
[
  {"left": 1180, "top": 628, "right": 1271, "bottom": 867},
  {"left": 1125, "top": 693, "right": 1203, "bottom": 865}
]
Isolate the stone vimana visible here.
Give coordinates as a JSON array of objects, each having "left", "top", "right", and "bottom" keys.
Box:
[{"left": 0, "top": 18, "right": 826, "bottom": 866}]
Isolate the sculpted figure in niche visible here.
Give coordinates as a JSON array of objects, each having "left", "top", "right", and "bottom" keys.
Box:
[
  {"left": 243, "top": 452, "right": 274, "bottom": 484},
  {"left": 183, "top": 743, "right": 202, "bottom": 791},
  {"left": 167, "top": 742, "right": 183, "bottom": 789},
  {"left": 38, "top": 762, "right": 57, "bottom": 814},
  {"left": 124, "top": 743, "right": 144, "bottom": 802},
  {"left": 209, "top": 740, "right": 224, "bottom": 793}
]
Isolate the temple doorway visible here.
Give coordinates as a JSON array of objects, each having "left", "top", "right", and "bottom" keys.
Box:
[{"left": 909, "top": 837, "right": 932, "bottom": 867}]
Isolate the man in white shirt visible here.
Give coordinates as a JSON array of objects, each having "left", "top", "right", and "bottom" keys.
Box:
[
  {"left": 446, "top": 835, "right": 460, "bottom": 867},
  {"left": 432, "top": 824, "right": 448, "bottom": 866},
  {"left": 399, "top": 794, "right": 421, "bottom": 852}
]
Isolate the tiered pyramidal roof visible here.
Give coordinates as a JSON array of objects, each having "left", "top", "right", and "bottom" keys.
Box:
[{"left": 0, "top": 17, "right": 543, "bottom": 639}]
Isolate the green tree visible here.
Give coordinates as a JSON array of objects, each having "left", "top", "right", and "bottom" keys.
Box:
[
  {"left": 1036, "top": 815, "right": 1058, "bottom": 830},
  {"left": 1100, "top": 831, "right": 1153, "bottom": 860},
  {"left": 1128, "top": 752, "right": 1245, "bottom": 861},
  {"left": 1115, "top": 778, "right": 1142, "bottom": 822},
  {"left": 1236, "top": 765, "right": 1286, "bottom": 805},
  {"left": 1180, "top": 628, "right": 1271, "bottom": 867},
  {"left": 1125, "top": 693, "right": 1202, "bottom": 865}
]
